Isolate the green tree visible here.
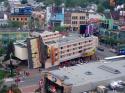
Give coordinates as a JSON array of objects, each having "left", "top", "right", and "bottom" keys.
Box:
[
  {"left": 0, "top": 48, "right": 5, "bottom": 56},
  {"left": 4, "top": 41, "right": 14, "bottom": 61},
  {"left": 54, "top": 26, "right": 66, "bottom": 32},
  {"left": 97, "top": 4, "right": 105, "bottom": 13},
  {"left": 21, "top": 0, "right": 28, "bottom": 4},
  {"left": 44, "top": 0, "right": 55, "bottom": 5},
  {"left": 8, "top": 21, "right": 22, "bottom": 28},
  {"left": 0, "top": 85, "right": 8, "bottom": 93}
]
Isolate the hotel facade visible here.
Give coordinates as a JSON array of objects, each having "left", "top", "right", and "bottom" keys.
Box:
[{"left": 14, "top": 31, "right": 98, "bottom": 69}]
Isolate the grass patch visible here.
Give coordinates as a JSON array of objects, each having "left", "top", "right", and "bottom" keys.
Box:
[{"left": 0, "top": 70, "right": 6, "bottom": 80}]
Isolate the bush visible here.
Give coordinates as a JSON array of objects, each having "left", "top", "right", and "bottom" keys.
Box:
[
  {"left": 0, "top": 85, "right": 8, "bottom": 93},
  {"left": 53, "top": 26, "right": 66, "bottom": 32}
]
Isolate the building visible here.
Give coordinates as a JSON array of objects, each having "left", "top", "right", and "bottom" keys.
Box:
[
  {"left": 100, "top": 13, "right": 114, "bottom": 30},
  {"left": 9, "top": 14, "right": 30, "bottom": 26},
  {"left": 46, "top": 7, "right": 52, "bottom": 25},
  {"left": 0, "top": 30, "right": 29, "bottom": 47},
  {"left": 0, "top": 12, "right": 8, "bottom": 26},
  {"left": 31, "top": 11, "right": 46, "bottom": 29},
  {"left": 46, "top": 6, "right": 64, "bottom": 27},
  {"left": 14, "top": 31, "right": 98, "bottom": 69},
  {"left": 9, "top": 4, "right": 32, "bottom": 27},
  {"left": 0, "top": 2, "right": 6, "bottom": 12},
  {"left": 64, "top": 8, "right": 87, "bottom": 31},
  {"left": 41, "top": 57, "right": 125, "bottom": 93}
]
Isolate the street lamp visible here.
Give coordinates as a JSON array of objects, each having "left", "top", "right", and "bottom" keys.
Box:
[{"left": 9, "top": 53, "right": 14, "bottom": 76}]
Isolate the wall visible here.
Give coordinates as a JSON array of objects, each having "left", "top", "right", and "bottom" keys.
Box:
[{"left": 14, "top": 44, "right": 28, "bottom": 60}]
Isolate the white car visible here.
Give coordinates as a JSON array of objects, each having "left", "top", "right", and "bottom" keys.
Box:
[{"left": 4, "top": 78, "right": 14, "bottom": 82}]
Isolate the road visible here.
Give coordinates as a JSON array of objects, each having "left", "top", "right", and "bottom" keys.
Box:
[
  {"left": 96, "top": 44, "right": 117, "bottom": 60},
  {"left": 4, "top": 69, "right": 41, "bottom": 93}
]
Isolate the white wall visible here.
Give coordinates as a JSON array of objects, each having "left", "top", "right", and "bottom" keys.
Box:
[
  {"left": 46, "top": 7, "right": 51, "bottom": 24},
  {"left": 14, "top": 45, "right": 28, "bottom": 60},
  {"left": 89, "top": 13, "right": 102, "bottom": 19}
]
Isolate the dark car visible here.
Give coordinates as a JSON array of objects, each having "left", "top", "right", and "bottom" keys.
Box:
[{"left": 97, "top": 47, "right": 104, "bottom": 51}]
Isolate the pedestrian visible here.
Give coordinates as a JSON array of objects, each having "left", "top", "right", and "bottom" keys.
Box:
[
  {"left": 24, "top": 70, "right": 26, "bottom": 76},
  {"left": 26, "top": 72, "right": 30, "bottom": 77},
  {"left": 38, "top": 68, "right": 41, "bottom": 72}
]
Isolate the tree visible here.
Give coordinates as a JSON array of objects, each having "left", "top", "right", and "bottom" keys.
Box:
[
  {"left": 21, "top": 0, "right": 28, "bottom": 4},
  {"left": 97, "top": 4, "right": 105, "bottom": 13},
  {"left": 4, "top": 41, "right": 14, "bottom": 61},
  {"left": 0, "top": 48, "right": 5, "bottom": 56},
  {"left": 54, "top": 0, "right": 62, "bottom": 7},
  {"left": 54, "top": 26, "right": 66, "bottom": 32},
  {"left": 0, "top": 85, "right": 8, "bottom": 93},
  {"left": 44, "top": 0, "right": 55, "bottom": 5},
  {"left": 8, "top": 21, "right": 22, "bottom": 28}
]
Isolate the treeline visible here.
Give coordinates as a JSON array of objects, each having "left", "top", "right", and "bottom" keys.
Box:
[{"left": 35, "top": 0, "right": 125, "bottom": 12}]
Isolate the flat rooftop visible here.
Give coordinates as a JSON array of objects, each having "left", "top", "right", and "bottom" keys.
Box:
[
  {"left": 50, "top": 58, "right": 125, "bottom": 87},
  {"left": 46, "top": 32, "right": 96, "bottom": 46}
]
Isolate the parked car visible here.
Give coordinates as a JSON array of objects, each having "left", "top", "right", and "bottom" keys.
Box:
[{"left": 97, "top": 47, "right": 104, "bottom": 51}]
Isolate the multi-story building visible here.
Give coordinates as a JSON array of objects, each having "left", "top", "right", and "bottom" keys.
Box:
[
  {"left": 0, "top": 2, "right": 6, "bottom": 12},
  {"left": 64, "top": 8, "right": 102, "bottom": 31},
  {"left": 14, "top": 31, "right": 98, "bottom": 69},
  {"left": 9, "top": 14, "right": 30, "bottom": 26},
  {"left": 46, "top": 6, "right": 64, "bottom": 27},
  {"left": 64, "top": 8, "right": 87, "bottom": 31},
  {"left": 9, "top": 4, "right": 32, "bottom": 27},
  {"left": 0, "top": 12, "right": 8, "bottom": 26},
  {"left": 31, "top": 11, "right": 46, "bottom": 29}
]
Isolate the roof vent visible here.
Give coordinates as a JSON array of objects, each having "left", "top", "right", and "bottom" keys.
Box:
[{"left": 85, "top": 71, "right": 92, "bottom": 75}]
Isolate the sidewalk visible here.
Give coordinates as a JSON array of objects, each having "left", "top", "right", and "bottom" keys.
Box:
[{"left": 20, "top": 84, "right": 38, "bottom": 93}]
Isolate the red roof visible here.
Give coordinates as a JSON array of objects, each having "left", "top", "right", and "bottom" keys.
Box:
[{"left": 88, "top": 18, "right": 100, "bottom": 23}]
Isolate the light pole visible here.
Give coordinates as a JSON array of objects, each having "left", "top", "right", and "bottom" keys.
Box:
[{"left": 9, "top": 53, "right": 13, "bottom": 76}]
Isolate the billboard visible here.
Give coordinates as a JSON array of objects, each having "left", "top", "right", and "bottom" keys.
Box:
[
  {"left": 118, "top": 50, "right": 125, "bottom": 55},
  {"left": 13, "top": 6, "right": 32, "bottom": 15}
]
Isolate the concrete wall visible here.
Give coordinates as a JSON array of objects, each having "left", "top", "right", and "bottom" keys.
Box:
[{"left": 14, "top": 45, "right": 28, "bottom": 60}]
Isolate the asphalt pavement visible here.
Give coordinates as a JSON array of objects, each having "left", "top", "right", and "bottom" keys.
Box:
[{"left": 96, "top": 44, "right": 117, "bottom": 60}]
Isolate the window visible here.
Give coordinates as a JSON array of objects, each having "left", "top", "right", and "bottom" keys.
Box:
[
  {"left": 73, "top": 43, "right": 77, "bottom": 46},
  {"left": 80, "top": 16, "right": 85, "bottom": 20},
  {"left": 55, "top": 53, "right": 58, "bottom": 56},
  {"left": 61, "top": 47, "right": 63, "bottom": 49},
  {"left": 17, "top": 18, "right": 19, "bottom": 21},
  {"left": 72, "top": 21, "right": 77, "bottom": 24},
  {"left": 25, "top": 18, "right": 27, "bottom": 21},
  {"left": 89, "top": 40, "right": 92, "bottom": 42},
  {"left": 79, "top": 50, "right": 82, "bottom": 53},
  {"left": 24, "top": 23, "right": 27, "bottom": 25},
  {"left": 21, "top": 18, "right": 23, "bottom": 20},
  {"left": 13, "top": 18, "right": 15, "bottom": 20},
  {"left": 67, "top": 45, "right": 71, "bottom": 48},
  {"left": 72, "top": 16, "right": 77, "bottom": 19},
  {"left": 67, "top": 49, "right": 69, "bottom": 52},
  {"left": 80, "top": 21, "right": 85, "bottom": 24},
  {"left": 79, "top": 46, "right": 82, "bottom": 49}
]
